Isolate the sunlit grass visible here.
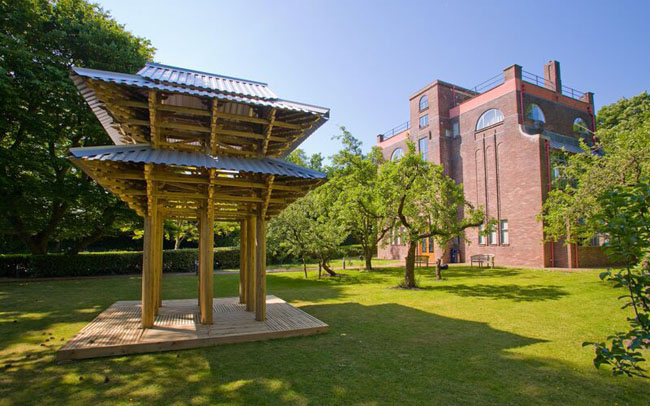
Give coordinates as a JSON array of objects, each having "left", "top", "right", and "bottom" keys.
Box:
[{"left": 0, "top": 265, "right": 648, "bottom": 405}]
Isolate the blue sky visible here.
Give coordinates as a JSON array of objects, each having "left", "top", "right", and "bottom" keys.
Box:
[{"left": 97, "top": 0, "right": 649, "bottom": 157}]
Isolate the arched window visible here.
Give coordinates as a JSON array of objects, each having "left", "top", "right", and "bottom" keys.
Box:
[
  {"left": 390, "top": 148, "right": 404, "bottom": 161},
  {"left": 526, "top": 104, "right": 546, "bottom": 123},
  {"left": 419, "top": 95, "right": 429, "bottom": 111},
  {"left": 573, "top": 118, "right": 589, "bottom": 134},
  {"left": 475, "top": 108, "right": 504, "bottom": 131}
]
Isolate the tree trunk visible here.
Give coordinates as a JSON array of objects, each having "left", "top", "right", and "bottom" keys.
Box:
[
  {"left": 174, "top": 236, "right": 182, "bottom": 250},
  {"left": 404, "top": 241, "right": 417, "bottom": 288},
  {"left": 363, "top": 246, "right": 373, "bottom": 271},
  {"left": 435, "top": 258, "right": 443, "bottom": 280},
  {"left": 321, "top": 258, "right": 338, "bottom": 277},
  {"left": 26, "top": 238, "right": 49, "bottom": 255},
  {"left": 302, "top": 257, "right": 308, "bottom": 279}
]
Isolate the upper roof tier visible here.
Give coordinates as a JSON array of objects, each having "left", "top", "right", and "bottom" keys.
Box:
[{"left": 71, "top": 63, "right": 329, "bottom": 157}]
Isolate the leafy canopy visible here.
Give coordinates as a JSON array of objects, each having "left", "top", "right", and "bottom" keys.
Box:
[{"left": 0, "top": 0, "right": 155, "bottom": 254}]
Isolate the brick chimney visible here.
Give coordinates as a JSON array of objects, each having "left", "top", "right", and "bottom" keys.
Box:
[{"left": 543, "top": 60, "right": 561, "bottom": 92}]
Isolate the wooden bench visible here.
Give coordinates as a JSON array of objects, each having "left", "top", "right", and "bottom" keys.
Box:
[
  {"left": 415, "top": 255, "right": 429, "bottom": 267},
  {"left": 470, "top": 254, "right": 494, "bottom": 268}
]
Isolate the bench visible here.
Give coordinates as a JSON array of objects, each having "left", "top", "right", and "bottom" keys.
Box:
[
  {"left": 470, "top": 254, "right": 494, "bottom": 268},
  {"left": 415, "top": 255, "right": 429, "bottom": 267}
]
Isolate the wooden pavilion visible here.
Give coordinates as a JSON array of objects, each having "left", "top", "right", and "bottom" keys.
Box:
[{"left": 58, "top": 63, "right": 329, "bottom": 359}]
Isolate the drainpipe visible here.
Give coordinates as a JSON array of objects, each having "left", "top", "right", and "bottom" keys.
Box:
[
  {"left": 545, "top": 140, "right": 555, "bottom": 267},
  {"left": 519, "top": 83, "right": 525, "bottom": 124}
]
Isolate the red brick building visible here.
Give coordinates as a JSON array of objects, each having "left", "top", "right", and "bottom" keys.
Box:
[{"left": 377, "top": 61, "right": 609, "bottom": 268}]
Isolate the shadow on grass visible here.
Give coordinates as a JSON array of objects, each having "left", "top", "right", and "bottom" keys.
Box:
[
  {"left": 422, "top": 284, "right": 569, "bottom": 302},
  {"left": 1, "top": 302, "right": 646, "bottom": 406},
  {"left": 0, "top": 272, "right": 352, "bottom": 357}
]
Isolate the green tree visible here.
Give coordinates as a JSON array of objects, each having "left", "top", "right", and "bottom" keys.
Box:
[
  {"left": 583, "top": 182, "right": 650, "bottom": 378},
  {"left": 129, "top": 220, "right": 237, "bottom": 250},
  {"left": 380, "top": 142, "right": 484, "bottom": 287},
  {"left": 267, "top": 187, "right": 346, "bottom": 277},
  {"left": 540, "top": 92, "right": 650, "bottom": 377},
  {"left": 540, "top": 92, "right": 650, "bottom": 244},
  {"left": 329, "top": 127, "right": 394, "bottom": 270},
  {"left": 0, "top": 0, "right": 155, "bottom": 254}
]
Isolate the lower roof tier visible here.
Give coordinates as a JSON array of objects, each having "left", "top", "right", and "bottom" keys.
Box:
[{"left": 69, "top": 145, "right": 326, "bottom": 220}]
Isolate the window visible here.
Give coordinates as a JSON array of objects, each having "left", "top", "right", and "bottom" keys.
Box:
[
  {"left": 478, "top": 224, "right": 485, "bottom": 245},
  {"left": 452, "top": 120, "right": 460, "bottom": 137},
  {"left": 489, "top": 227, "right": 497, "bottom": 245},
  {"left": 573, "top": 118, "right": 589, "bottom": 135},
  {"left": 428, "top": 237, "right": 434, "bottom": 253},
  {"left": 419, "top": 95, "right": 429, "bottom": 111},
  {"left": 390, "top": 148, "right": 404, "bottom": 161},
  {"left": 421, "top": 238, "right": 427, "bottom": 252},
  {"left": 476, "top": 109, "right": 504, "bottom": 131},
  {"left": 526, "top": 104, "right": 546, "bottom": 123},
  {"left": 418, "top": 137, "right": 428, "bottom": 161},
  {"left": 552, "top": 167, "right": 561, "bottom": 179},
  {"left": 500, "top": 220, "right": 509, "bottom": 245},
  {"left": 419, "top": 114, "right": 429, "bottom": 129}
]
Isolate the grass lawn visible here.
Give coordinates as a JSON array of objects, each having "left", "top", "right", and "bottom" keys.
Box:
[{"left": 1, "top": 265, "right": 648, "bottom": 405}]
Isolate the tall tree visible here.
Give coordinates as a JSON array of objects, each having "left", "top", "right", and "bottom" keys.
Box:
[
  {"left": 330, "top": 127, "right": 394, "bottom": 270},
  {"left": 267, "top": 187, "right": 346, "bottom": 277},
  {"left": 541, "top": 92, "right": 650, "bottom": 377},
  {"left": 582, "top": 182, "right": 650, "bottom": 378},
  {"left": 541, "top": 92, "right": 650, "bottom": 244},
  {"left": 0, "top": 0, "right": 154, "bottom": 254},
  {"left": 381, "top": 142, "right": 484, "bottom": 287}
]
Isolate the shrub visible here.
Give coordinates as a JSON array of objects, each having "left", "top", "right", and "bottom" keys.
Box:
[{"left": 0, "top": 247, "right": 241, "bottom": 278}]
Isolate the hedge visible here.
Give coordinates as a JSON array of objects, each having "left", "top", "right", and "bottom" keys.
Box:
[
  {"left": 0, "top": 247, "right": 240, "bottom": 279},
  {"left": 0, "top": 244, "right": 370, "bottom": 279}
]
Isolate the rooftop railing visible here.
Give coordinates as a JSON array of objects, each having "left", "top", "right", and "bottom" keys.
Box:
[
  {"left": 380, "top": 120, "right": 410, "bottom": 141},
  {"left": 522, "top": 70, "right": 586, "bottom": 101},
  {"left": 468, "top": 73, "right": 505, "bottom": 94}
]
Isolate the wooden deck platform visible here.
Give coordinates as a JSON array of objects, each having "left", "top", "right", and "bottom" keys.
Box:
[{"left": 57, "top": 295, "right": 328, "bottom": 361}]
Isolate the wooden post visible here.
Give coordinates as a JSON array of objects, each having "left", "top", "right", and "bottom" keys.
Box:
[
  {"left": 198, "top": 203, "right": 214, "bottom": 324},
  {"left": 153, "top": 212, "right": 163, "bottom": 312},
  {"left": 197, "top": 217, "right": 202, "bottom": 307},
  {"left": 245, "top": 215, "right": 256, "bottom": 312},
  {"left": 141, "top": 214, "right": 155, "bottom": 328},
  {"left": 255, "top": 213, "right": 267, "bottom": 321},
  {"left": 239, "top": 219, "right": 247, "bottom": 304}
]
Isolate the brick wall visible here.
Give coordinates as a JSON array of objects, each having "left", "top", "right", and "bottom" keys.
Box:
[{"left": 376, "top": 61, "right": 608, "bottom": 269}]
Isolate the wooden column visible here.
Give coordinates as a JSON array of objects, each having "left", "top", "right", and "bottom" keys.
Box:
[
  {"left": 197, "top": 217, "right": 202, "bottom": 307},
  {"left": 141, "top": 214, "right": 155, "bottom": 328},
  {"left": 255, "top": 213, "right": 267, "bottom": 321},
  {"left": 245, "top": 215, "right": 256, "bottom": 312},
  {"left": 198, "top": 202, "right": 214, "bottom": 324},
  {"left": 239, "top": 219, "right": 247, "bottom": 304},
  {"left": 153, "top": 212, "right": 163, "bottom": 313}
]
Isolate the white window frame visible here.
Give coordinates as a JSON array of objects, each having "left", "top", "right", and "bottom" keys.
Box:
[
  {"left": 419, "top": 95, "right": 429, "bottom": 111},
  {"left": 418, "top": 137, "right": 428, "bottom": 161},
  {"left": 500, "top": 220, "right": 509, "bottom": 245},
  {"left": 476, "top": 109, "right": 504, "bottom": 131},
  {"left": 419, "top": 114, "right": 429, "bottom": 129}
]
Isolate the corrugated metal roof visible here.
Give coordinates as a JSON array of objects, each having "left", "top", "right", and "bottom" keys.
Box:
[
  {"left": 70, "top": 73, "right": 126, "bottom": 144},
  {"left": 69, "top": 144, "right": 326, "bottom": 179},
  {"left": 71, "top": 67, "right": 329, "bottom": 115},
  {"left": 137, "top": 63, "right": 278, "bottom": 100}
]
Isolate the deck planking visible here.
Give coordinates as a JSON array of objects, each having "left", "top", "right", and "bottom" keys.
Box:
[{"left": 57, "top": 295, "right": 328, "bottom": 361}]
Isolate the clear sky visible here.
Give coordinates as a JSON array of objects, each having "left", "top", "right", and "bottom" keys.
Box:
[{"left": 96, "top": 0, "right": 649, "bottom": 157}]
